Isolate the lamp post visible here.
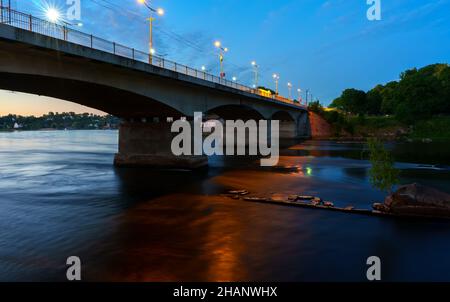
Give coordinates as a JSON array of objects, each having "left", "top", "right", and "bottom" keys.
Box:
[
  {"left": 44, "top": 7, "right": 62, "bottom": 23},
  {"left": 214, "top": 41, "right": 228, "bottom": 79},
  {"left": 44, "top": 7, "right": 82, "bottom": 40},
  {"left": 297, "top": 88, "right": 302, "bottom": 105},
  {"left": 287, "top": 82, "right": 293, "bottom": 99},
  {"left": 137, "top": 0, "right": 164, "bottom": 64},
  {"left": 272, "top": 74, "right": 280, "bottom": 95},
  {"left": 251, "top": 61, "right": 259, "bottom": 88},
  {"left": 305, "top": 89, "right": 310, "bottom": 106},
  {"left": 61, "top": 20, "right": 83, "bottom": 40}
]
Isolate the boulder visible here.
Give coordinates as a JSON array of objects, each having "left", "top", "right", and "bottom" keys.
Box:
[{"left": 383, "top": 183, "right": 450, "bottom": 218}]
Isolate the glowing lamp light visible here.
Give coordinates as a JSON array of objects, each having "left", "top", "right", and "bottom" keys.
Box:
[
  {"left": 214, "top": 41, "right": 221, "bottom": 48},
  {"left": 150, "top": 48, "right": 156, "bottom": 55},
  {"left": 45, "top": 7, "right": 61, "bottom": 23},
  {"left": 232, "top": 76, "right": 237, "bottom": 81},
  {"left": 157, "top": 8, "right": 165, "bottom": 16},
  {"left": 201, "top": 66, "right": 206, "bottom": 71}
]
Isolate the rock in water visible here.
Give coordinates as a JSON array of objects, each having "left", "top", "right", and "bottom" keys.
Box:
[
  {"left": 372, "top": 203, "right": 388, "bottom": 212},
  {"left": 324, "top": 201, "right": 334, "bottom": 207},
  {"left": 384, "top": 183, "right": 450, "bottom": 218}
]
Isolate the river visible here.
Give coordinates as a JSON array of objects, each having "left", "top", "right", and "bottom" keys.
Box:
[{"left": 0, "top": 130, "right": 449, "bottom": 281}]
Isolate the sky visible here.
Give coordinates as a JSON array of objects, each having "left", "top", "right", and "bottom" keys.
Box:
[{"left": 1, "top": 0, "right": 449, "bottom": 116}]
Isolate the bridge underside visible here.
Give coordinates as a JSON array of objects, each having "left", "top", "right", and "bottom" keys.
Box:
[{"left": 0, "top": 73, "right": 182, "bottom": 118}]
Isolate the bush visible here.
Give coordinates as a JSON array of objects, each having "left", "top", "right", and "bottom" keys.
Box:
[{"left": 367, "top": 138, "right": 400, "bottom": 194}]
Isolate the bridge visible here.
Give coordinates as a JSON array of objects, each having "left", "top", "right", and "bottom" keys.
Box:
[{"left": 0, "top": 7, "right": 310, "bottom": 169}]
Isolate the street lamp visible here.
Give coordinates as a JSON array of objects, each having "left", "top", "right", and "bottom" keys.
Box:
[
  {"left": 44, "top": 7, "right": 83, "bottom": 40},
  {"left": 214, "top": 40, "right": 228, "bottom": 79},
  {"left": 232, "top": 76, "right": 237, "bottom": 82},
  {"left": 305, "top": 89, "right": 310, "bottom": 106},
  {"left": 251, "top": 61, "right": 259, "bottom": 88},
  {"left": 272, "top": 74, "right": 280, "bottom": 95},
  {"left": 137, "top": 0, "right": 164, "bottom": 64},
  {"left": 287, "top": 82, "right": 293, "bottom": 99},
  {"left": 45, "top": 7, "right": 61, "bottom": 23},
  {"left": 297, "top": 88, "right": 302, "bottom": 104}
]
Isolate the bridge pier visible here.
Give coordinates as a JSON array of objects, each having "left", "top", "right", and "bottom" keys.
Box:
[
  {"left": 114, "top": 120, "right": 208, "bottom": 169},
  {"left": 278, "top": 121, "right": 298, "bottom": 139}
]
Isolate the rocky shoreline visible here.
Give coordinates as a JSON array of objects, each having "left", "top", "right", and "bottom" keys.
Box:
[{"left": 226, "top": 184, "right": 450, "bottom": 221}]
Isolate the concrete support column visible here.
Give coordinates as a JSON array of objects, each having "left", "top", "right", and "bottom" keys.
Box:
[
  {"left": 278, "top": 120, "right": 298, "bottom": 139},
  {"left": 298, "top": 112, "right": 311, "bottom": 138},
  {"left": 114, "top": 120, "right": 208, "bottom": 169}
]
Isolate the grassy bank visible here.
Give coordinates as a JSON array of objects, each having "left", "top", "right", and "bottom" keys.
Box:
[
  {"left": 409, "top": 116, "right": 450, "bottom": 141},
  {"left": 347, "top": 115, "right": 450, "bottom": 141},
  {"left": 312, "top": 108, "right": 450, "bottom": 141}
]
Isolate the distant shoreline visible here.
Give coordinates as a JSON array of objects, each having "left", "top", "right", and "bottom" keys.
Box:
[{"left": 0, "top": 128, "right": 118, "bottom": 132}]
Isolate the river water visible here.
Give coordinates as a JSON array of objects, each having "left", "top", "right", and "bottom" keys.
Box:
[{"left": 0, "top": 130, "right": 449, "bottom": 281}]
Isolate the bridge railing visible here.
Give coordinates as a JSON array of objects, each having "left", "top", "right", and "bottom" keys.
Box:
[{"left": 0, "top": 6, "right": 305, "bottom": 108}]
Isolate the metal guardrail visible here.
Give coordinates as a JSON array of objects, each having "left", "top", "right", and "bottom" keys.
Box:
[{"left": 0, "top": 6, "right": 304, "bottom": 108}]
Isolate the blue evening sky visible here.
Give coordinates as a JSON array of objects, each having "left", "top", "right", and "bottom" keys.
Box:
[{"left": 1, "top": 0, "right": 449, "bottom": 115}]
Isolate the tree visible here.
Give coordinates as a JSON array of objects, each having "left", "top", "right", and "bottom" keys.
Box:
[
  {"left": 380, "top": 81, "right": 399, "bottom": 114},
  {"left": 394, "top": 64, "right": 449, "bottom": 122},
  {"left": 367, "top": 138, "right": 399, "bottom": 194},
  {"left": 308, "top": 100, "right": 323, "bottom": 114},
  {"left": 366, "top": 85, "right": 383, "bottom": 115},
  {"left": 330, "top": 88, "right": 367, "bottom": 115}
]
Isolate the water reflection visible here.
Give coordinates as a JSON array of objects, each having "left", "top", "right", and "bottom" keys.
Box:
[{"left": 0, "top": 131, "right": 450, "bottom": 281}]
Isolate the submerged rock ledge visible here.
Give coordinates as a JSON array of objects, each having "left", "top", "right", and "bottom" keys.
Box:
[{"left": 228, "top": 183, "right": 450, "bottom": 220}]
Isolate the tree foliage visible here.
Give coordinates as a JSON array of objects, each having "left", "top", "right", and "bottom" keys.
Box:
[
  {"left": 367, "top": 138, "right": 400, "bottom": 194},
  {"left": 0, "top": 112, "right": 120, "bottom": 130},
  {"left": 330, "top": 88, "right": 367, "bottom": 114},
  {"left": 308, "top": 100, "right": 323, "bottom": 113},
  {"left": 330, "top": 63, "right": 450, "bottom": 123}
]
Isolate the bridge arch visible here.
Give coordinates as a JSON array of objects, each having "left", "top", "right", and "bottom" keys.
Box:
[
  {"left": 271, "top": 110, "right": 295, "bottom": 121},
  {"left": 0, "top": 72, "right": 184, "bottom": 119},
  {"left": 270, "top": 110, "right": 298, "bottom": 138}
]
